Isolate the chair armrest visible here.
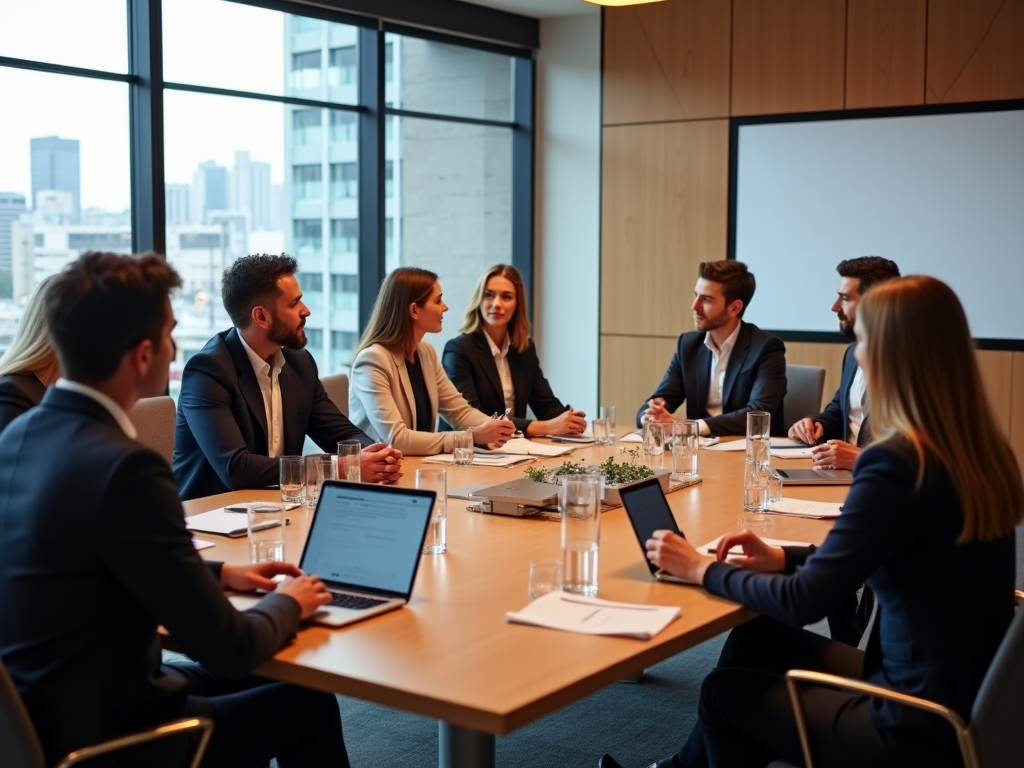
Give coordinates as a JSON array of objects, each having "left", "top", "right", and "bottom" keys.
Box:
[
  {"left": 57, "top": 717, "right": 214, "bottom": 768},
  {"left": 783, "top": 670, "right": 978, "bottom": 768}
]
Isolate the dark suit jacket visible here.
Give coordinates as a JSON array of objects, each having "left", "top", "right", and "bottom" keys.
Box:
[
  {"left": 814, "top": 342, "right": 872, "bottom": 445},
  {"left": 0, "top": 371, "right": 46, "bottom": 436},
  {"left": 704, "top": 438, "right": 1015, "bottom": 737},
  {"left": 0, "top": 388, "right": 300, "bottom": 765},
  {"left": 441, "top": 331, "right": 566, "bottom": 432},
  {"left": 635, "top": 321, "right": 787, "bottom": 436},
  {"left": 173, "top": 328, "right": 370, "bottom": 500}
]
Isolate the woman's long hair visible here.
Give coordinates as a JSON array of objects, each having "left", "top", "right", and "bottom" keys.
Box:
[
  {"left": 459, "top": 264, "right": 531, "bottom": 352},
  {"left": 857, "top": 275, "right": 1023, "bottom": 541},
  {"left": 0, "top": 275, "right": 60, "bottom": 383},
  {"left": 353, "top": 267, "right": 438, "bottom": 361}
]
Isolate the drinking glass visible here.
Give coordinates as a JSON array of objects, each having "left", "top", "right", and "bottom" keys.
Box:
[
  {"left": 337, "top": 440, "right": 362, "bottom": 483},
  {"left": 766, "top": 468, "right": 784, "bottom": 506},
  {"left": 743, "top": 463, "right": 768, "bottom": 513},
  {"left": 642, "top": 420, "right": 666, "bottom": 469},
  {"left": 528, "top": 559, "right": 562, "bottom": 599},
  {"left": 671, "top": 420, "right": 700, "bottom": 478},
  {"left": 599, "top": 405, "right": 617, "bottom": 443},
  {"left": 304, "top": 454, "right": 335, "bottom": 507},
  {"left": 416, "top": 468, "right": 447, "bottom": 554},
  {"left": 452, "top": 430, "right": 474, "bottom": 466},
  {"left": 746, "top": 411, "right": 771, "bottom": 471},
  {"left": 278, "top": 455, "right": 304, "bottom": 504},
  {"left": 560, "top": 475, "right": 601, "bottom": 596},
  {"left": 592, "top": 417, "right": 608, "bottom": 445},
  {"left": 248, "top": 503, "right": 285, "bottom": 563}
]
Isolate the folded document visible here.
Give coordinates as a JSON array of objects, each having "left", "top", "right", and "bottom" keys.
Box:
[{"left": 506, "top": 591, "right": 680, "bottom": 640}]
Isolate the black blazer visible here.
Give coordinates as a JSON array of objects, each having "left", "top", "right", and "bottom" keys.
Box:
[
  {"left": 0, "top": 388, "right": 300, "bottom": 764},
  {"left": 0, "top": 371, "right": 46, "bottom": 435},
  {"left": 704, "top": 438, "right": 1015, "bottom": 738},
  {"left": 442, "top": 331, "right": 566, "bottom": 433},
  {"left": 173, "top": 328, "right": 370, "bottom": 500},
  {"left": 635, "top": 321, "right": 787, "bottom": 436},
  {"left": 813, "top": 343, "right": 872, "bottom": 445}
]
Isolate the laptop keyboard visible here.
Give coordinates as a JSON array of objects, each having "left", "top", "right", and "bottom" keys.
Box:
[{"left": 328, "top": 592, "right": 388, "bottom": 610}]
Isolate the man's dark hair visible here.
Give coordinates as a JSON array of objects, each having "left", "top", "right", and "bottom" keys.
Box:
[
  {"left": 698, "top": 260, "right": 756, "bottom": 317},
  {"left": 837, "top": 256, "right": 901, "bottom": 294},
  {"left": 45, "top": 251, "right": 181, "bottom": 383},
  {"left": 222, "top": 253, "right": 299, "bottom": 329}
]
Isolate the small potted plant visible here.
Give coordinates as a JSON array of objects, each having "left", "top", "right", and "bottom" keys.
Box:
[{"left": 597, "top": 447, "right": 672, "bottom": 505}]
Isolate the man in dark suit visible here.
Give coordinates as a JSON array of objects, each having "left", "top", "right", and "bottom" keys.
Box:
[
  {"left": 637, "top": 260, "right": 786, "bottom": 436},
  {"left": 789, "top": 256, "right": 901, "bottom": 470},
  {"left": 173, "top": 253, "right": 402, "bottom": 500},
  {"left": 0, "top": 252, "right": 345, "bottom": 767}
]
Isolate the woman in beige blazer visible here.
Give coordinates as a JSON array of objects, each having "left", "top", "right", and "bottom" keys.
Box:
[{"left": 349, "top": 267, "right": 515, "bottom": 455}]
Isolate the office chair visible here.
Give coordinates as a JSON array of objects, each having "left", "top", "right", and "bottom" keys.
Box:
[
  {"left": 130, "top": 395, "right": 177, "bottom": 464},
  {"left": 321, "top": 372, "right": 350, "bottom": 415},
  {"left": 782, "top": 364, "right": 826, "bottom": 432},
  {"left": 784, "top": 590, "right": 1024, "bottom": 768},
  {"left": 0, "top": 657, "right": 213, "bottom": 768}
]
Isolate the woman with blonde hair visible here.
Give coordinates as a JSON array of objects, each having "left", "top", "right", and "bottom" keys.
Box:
[
  {"left": 0, "top": 275, "right": 61, "bottom": 434},
  {"left": 442, "top": 264, "right": 585, "bottom": 437},
  {"left": 348, "top": 267, "right": 515, "bottom": 455},
  {"left": 602, "top": 275, "right": 1023, "bottom": 768}
]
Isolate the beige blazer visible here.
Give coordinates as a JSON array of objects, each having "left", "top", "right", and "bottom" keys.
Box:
[{"left": 349, "top": 341, "right": 489, "bottom": 455}]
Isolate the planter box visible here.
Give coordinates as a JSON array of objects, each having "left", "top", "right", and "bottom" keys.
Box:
[{"left": 603, "top": 468, "right": 672, "bottom": 506}]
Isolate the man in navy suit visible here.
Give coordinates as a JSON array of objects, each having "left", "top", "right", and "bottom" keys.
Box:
[
  {"left": 789, "top": 256, "right": 901, "bottom": 470},
  {"left": 173, "top": 253, "right": 402, "bottom": 500},
  {"left": 637, "top": 260, "right": 786, "bottom": 436},
  {"left": 0, "top": 252, "right": 345, "bottom": 767}
]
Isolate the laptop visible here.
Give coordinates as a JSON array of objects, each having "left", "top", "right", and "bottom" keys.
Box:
[
  {"left": 230, "top": 481, "right": 435, "bottom": 627},
  {"left": 617, "top": 477, "right": 699, "bottom": 586},
  {"left": 773, "top": 468, "right": 853, "bottom": 485}
]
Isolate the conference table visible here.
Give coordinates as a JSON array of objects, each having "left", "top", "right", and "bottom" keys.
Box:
[{"left": 183, "top": 437, "right": 848, "bottom": 768}]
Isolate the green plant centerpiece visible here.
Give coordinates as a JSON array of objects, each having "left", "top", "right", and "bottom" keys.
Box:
[
  {"left": 599, "top": 448, "right": 654, "bottom": 485},
  {"left": 522, "top": 448, "right": 667, "bottom": 505}
]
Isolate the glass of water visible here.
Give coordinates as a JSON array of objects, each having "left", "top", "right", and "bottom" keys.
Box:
[
  {"left": 528, "top": 559, "right": 562, "bottom": 599},
  {"left": 592, "top": 417, "right": 608, "bottom": 445},
  {"left": 560, "top": 475, "right": 601, "bottom": 596},
  {"left": 671, "top": 420, "right": 700, "bottom": 479},
  {"left": 337, "top": 440, "right": 362, "bottom": 483},
  {"left": 743, "top": 463, "right": 768, "bottom": 513},
  {"left": 304, "top": 454, "right": 334, "bottom": 507},
  {"left": 279, "top": 455, "right": 304, "bottom": 504},
  {"left": 599, "top": 405, "right": 617, "bottom": 443},
  {"left": 248, "top": 503, "right": 285, "bottom": 563},
  {"left": 643, "top": 420, "right": 666, "bottom": 469},
  {"left": 416, "top": 468, "right": 447, "bottom": 554},
  {"left": 766, "top": 468, "right": 784, "bottom": 506},
  {"left": 452, "top": 430, "right": 474, "bottom": 466}
]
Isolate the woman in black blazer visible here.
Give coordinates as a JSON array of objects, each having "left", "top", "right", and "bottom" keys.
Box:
[
  {"left": 602, "top": 276, "right": 1024, "bottom": 768},
  {"left": 442, "top": 264, "right": 586, "bottom": 437},
  {"left": 0, "top": 275, "right": 60, "bottom": 435}
]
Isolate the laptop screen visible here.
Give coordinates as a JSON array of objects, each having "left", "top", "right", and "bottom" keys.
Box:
[
  {"left": 618, "top": 478, "right": 683, "bottom": 575},
  {"left": 300, "top": 482, "right": 434, "bottom": 596}
]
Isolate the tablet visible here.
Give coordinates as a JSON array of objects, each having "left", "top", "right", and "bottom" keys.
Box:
[{"left": 617, "top": 477, "right": 699, "bottom": 585}]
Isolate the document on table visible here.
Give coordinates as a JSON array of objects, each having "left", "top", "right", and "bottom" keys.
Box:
[
  {"left": 481, "top": 438, "right": 576, "bottom": 457},
  {"left": 422, "top": 453, "right": 536, "bottom": 468},
  {"left": 185, "top": 508, "right": 288, "bottom": 538},
  {"left": 769, "top": 437, "right": 814, "bottom": 459},
  {"left": 506, "top": 591, "right": 680, "bottom": 640},
  {"left": 620, "top": 431, "right": 720, "bottom": 448},
  {"left": 541, "top": 428, "right": 594, "bottom": 443},
  {"left": 704, "top": 439, "right": 747, "bottom": 452},
  {"left": 764, "top": 497, "right": 843, "bottom": 518},
  {"left": 699, "top": 534, "right": 813, "bottom": 559},
  {"left": 192, "top": 537, "right": 216, "bottom": 551}
]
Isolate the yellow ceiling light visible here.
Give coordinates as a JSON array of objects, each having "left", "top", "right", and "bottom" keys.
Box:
[{"left": 581, "top": 0, "right": 667, "bottom": 6}]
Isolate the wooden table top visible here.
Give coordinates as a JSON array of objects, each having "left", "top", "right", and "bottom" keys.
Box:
[{"left": 184, "top": 437, "right": 846, "bottom": 735}]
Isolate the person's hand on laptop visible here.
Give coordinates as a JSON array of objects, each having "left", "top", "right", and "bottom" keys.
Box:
[
  {"left": 646, "top": 530, "right": 713, "bottom": 584},
  {"left": 810, "top": 439, "right": 860, "bottom": 470},
  {"left": 788, "top": 417, "right": 823, "bottom": 445},
  {"left": 220, "top": 561, "right": 302, "bottom": 592},
  {"left": 713, "top": 530, "right": 785, "bottom": 573},
  {"left": 274, "top": 573, "right": 332, "bottom": 620},
  {"left": 361, "top": 443, "right": 403, "bottom": 484}
]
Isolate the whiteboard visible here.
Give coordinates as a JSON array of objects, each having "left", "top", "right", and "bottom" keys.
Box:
[{"left": 732, "top": 108, "right": 1024, "bottom": 343}]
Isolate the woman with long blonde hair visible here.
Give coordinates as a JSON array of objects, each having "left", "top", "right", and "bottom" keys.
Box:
[
  {"left": 348, "top": 267, "right": 515, "bottom": 455},
  {"left": 0, "top": 275, "right": 61, "bottom": 434},
  {"left": 441, "top": 264, "right": 585, "bottom": 437},
  {"left": 602, "top": 276, "right": 1023, "bottom": 768}
]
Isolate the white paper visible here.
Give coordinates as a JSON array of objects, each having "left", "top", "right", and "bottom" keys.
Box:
[
  {"left": 540, "top": 428, "right": 594, "bottom": 443},
  {"left": 770, "top": 447, "right": 814, "bottom": 459},
  {"left": 619, "top": 431, "right": 718, "bottom": 448},
  {"left": 764, "top": 497, "right": 842, "bottom": 519},
  {"left": 480, "top": 438, "right": 576, "bottom": 457},
  {"left": 422, "top": 453, "right": 536, "bottom": 468},
  {"left": 192, "top": 537, "right": 216, "bottom": 551},
  {"left": 506, "top": 591, "right": 680, "bottom": 640},
  {"left": 185, "top": 508, "right": 285, "bottom": 538},
  {"left": 704, "top": 439, "right": 747, "bottom": 452},
  {"left": 770, "top": 438, "right": 812, "bottom": 449}
]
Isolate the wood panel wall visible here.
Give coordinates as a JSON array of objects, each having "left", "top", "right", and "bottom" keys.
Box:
[{"left": 600, "top": 0, "right": 1024, "bottom": 467}]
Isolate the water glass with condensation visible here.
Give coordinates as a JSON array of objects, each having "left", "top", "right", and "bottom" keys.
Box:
[
  {"left": 528, "top": 559, "right": 562, "bottom": 599},
  {"left": 599, "top": 405, "right": 617, "bottom": 443},
  {"left": 337, "top": 440, "right": 362, "bottom": 483},
  {"left": 452, "top": 430, "right": 474, "bottom": 466},
  {"left": 416, "top": 468, "right": 447, "bottom": 554},
  {"left": 304, "top": 454, "right": 335, "bottom": 507},
  {"left": 560, "top": 475, "right": 601, "bottom": 596},
  {"left": 248, "top": 503, "right": 285, "bottom": 563},
  {"left": 671, "top": 420, "right": 700, "bottom": 478},
  {"left": 592, "top": 418, "right": 608, "bottom": 445},
  {"left": 279, "top": 455, "right": 305, "bottom": 504}
]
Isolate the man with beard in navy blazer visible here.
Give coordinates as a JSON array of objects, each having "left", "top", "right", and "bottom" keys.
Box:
[{"left": 637, "top": 260, "right": 787, "bottom": 436}]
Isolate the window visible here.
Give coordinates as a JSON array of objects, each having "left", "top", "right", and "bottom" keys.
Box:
[
  {"left": 293, "top": 165, "right": 323, "bottom": 200},
  {"left": 290, "top": 51, "right": 321, "bottom": 91},
  {"left": 306, "top": 328, "right": 324, "bottom": 348},
  {"left": 299, "top": 272, "right": 323, "bottom": 292},
  {"left": 293, "top": 109, "right": 321, "bottom": 147},
  {"left": 68, "top": 232, "right": 133, "bottom": 250},
  {"left": 385, "top": 42, "right": 394, "bottom": 82},
  {"left": 294, "top": 220, "right": 323, "bottom": 254},
  {"left": 331, "top": 330, "right": 358, "bottom": 350},
  {"left": 179, "top": 233, "right": 221, "bottom": 249},
  {"left": 331, "top": 273, "right": 358, "bottom": 293},
  {"left": 293, "top": 16, "right": 322, "bottom": 34},
  {"left": 330, "top": 220, "right": 358, "bottom": 254},
  {"left": 328, "top": 46, "right": 357, "bottom": 87},
  {"left": 385, "top": 161, "right": 394, "bottom": 198},
  {"left": 330, "top": 163, "right": 358, "bottom": 199},
  {"left": 330, "top": 111, "right": 357, "bottom": 144}
]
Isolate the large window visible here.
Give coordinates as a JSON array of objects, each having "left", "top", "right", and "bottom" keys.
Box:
[{"left": 1, "top": 0, "right": 533, "bottom": 384}]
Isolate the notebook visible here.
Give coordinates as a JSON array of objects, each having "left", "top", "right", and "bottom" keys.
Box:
[
  {"left": 230, "top": 481, "right": 434, "bottom": 627},
  {"left": 773, "top": 468, "right": 853, "bottom": 485},
  {"left": 617, "top": 477, "right": 699, "bottom": 586}
]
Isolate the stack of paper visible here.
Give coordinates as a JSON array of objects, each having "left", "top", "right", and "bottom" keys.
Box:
[
  {"left": 769, "top": 437, "right": 815, "bottom": 459},
  {"left": 482, "top": 438, "right": 576, "bottom": 457},
  {"left": 764, "top": 497, "right": 842, "bottom": 518},
  {"left": 506, "top": 591, "right": 680, "bottom": 640},
  {"left": 185, "top": 508, "right": 287, "bottom": 538},
  {"left": 422, "top": 453, "right": 536, "bottom": 468}
]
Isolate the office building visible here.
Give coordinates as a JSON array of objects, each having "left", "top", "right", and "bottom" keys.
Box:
[
  {"left": 165, "top": 183, "right": 192, "bottom": 226},
  {"left": 191, "top": 161, "right": 228, "bottom": 223},
  {"left": 0, "top": 191, "right": 26, "bottom": 274},
  {"left": 230, "top": 151, "right": 273, "bottom": 232},
  {"left": 29, "top": 136, "right": 81, "bottom": 224}
]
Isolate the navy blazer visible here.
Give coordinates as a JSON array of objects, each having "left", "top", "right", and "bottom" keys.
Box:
[
  {"left": 635, "top": 321, "right": 787, "bottom": 436},
  {"left": 0, "top": 388, "right": 299, "bottom": 764},
  {"left": 173, "top": 328, "right": 370, "bottom": 500},
  {"left": 814, "top": 343, "right": 871, "bottom": 445},
  {"left": 704, "top": 438, "right": 1015, "bottom": 738},
  {"left": 0, "top": 372, "right": 46, "bottom": 436},
  {"left": 441, "top": 331, "right": 566, "bottom": 433}
]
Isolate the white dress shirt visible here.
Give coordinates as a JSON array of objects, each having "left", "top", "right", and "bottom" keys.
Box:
[
  {"left": 847, "top": 364, "right": 867, "bottom": 445},
  {"left": 55, "top": 378, "right": 138, "bottom": 439},
  {"left": 484, "top": 331, "right": 515, "bottom": 414},
  {"left": 238, "top": 333, "right": 286, "bottom": 458},
  {"left": 696, "top": 323, "right": 742, "bottom": 436}
]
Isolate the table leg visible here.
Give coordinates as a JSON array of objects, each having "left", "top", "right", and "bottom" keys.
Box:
[{"left": 438, "top": 721, "right": 495, "bottom": 768}]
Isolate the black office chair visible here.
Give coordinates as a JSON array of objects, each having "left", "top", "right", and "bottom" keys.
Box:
[
  {"left": 784, "top": 590, "right": 1024, "bottom": 768},
  {"left": 0, "top": 657, "right": 213, "bottom": 768}
]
